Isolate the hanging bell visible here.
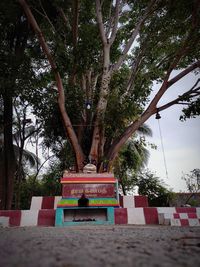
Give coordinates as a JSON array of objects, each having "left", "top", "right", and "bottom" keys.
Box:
[{"left": 155, "top": 111, "right": 161, "bottom": 120}]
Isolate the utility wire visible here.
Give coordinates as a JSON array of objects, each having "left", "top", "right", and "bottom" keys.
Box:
[{"left": 157, "top": 119, "right": 169, "bottom": 180}]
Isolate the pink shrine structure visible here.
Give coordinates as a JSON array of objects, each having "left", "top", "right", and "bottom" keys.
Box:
[{"left": 55, "top": 173, "right": 119, "bottom": 226}]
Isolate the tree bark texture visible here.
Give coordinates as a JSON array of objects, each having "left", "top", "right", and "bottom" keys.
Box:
[{"left": 0, "top": 91, "right": 16, "bottom": 209}]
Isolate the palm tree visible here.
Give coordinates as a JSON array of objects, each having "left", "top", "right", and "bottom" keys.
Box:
[{"left": 12, "top": 118, "right": 40, "bottom": 208}]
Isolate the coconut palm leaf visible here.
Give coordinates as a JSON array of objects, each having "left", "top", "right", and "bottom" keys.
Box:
[
  {"left": 13, "top": 125, "right": 36, "bottom": 143},
  {"left": 13, "top": 145, "right": 40, "bottom": 167},
  {"left": 137, "top": 123, "right": 153, "bottom": 137}
]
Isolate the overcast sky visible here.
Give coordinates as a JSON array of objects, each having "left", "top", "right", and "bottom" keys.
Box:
[{"left": 146, "top": 71, "right": 200, "bottom": 192}]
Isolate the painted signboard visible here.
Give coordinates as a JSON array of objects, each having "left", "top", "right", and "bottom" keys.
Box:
[{"left": 62, "top": 184, "right": 115, "bottom": 198}]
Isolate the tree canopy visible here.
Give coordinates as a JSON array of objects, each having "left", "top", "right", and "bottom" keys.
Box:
[{"left": 16, "top": 0, "right": 200, "bottom": 171}]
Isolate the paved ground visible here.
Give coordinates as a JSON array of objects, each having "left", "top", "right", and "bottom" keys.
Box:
[{"left": 0, "top": 225, "right": 200, "bottom": 267}]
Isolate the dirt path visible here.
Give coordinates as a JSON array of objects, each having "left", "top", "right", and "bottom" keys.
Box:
[{"left": 0, "top": 225, "right": 200, "bottom": 267}]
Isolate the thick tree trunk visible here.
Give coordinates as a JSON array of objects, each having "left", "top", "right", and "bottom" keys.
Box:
[
  {"left": 0, "top": 151, "right": 6, "bottom": 209},
  {"left": 89, "top": 71, "right": 111, "bottom": 163},
  {"left": 89, "top": 43, "right": 111, "bottom": 163},
  {"left": 0, "top": 91, "right": 16, "bottom": 209}
]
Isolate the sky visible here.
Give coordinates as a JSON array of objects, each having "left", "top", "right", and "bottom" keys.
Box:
[{"left": 146, "top": 71, "right": 200, "bottom": 192}]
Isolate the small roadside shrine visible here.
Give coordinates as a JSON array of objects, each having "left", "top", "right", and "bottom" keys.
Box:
[{"left": 55, "top": 168, "right": 120, "bottom": 226}]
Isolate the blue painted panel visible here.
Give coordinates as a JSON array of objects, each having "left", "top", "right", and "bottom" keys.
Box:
[
  {"left": 55, "top": 208, "right": 63, "bottom": 227},
  {"left": 55, "top": 207, "right": 114, "bottom": 226}
]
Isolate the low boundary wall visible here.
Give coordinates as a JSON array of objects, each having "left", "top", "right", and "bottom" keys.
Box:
[
  {"left": 1, "top": 207, "right": 200, "bottom": 227},
  {"left": 1, "top": 196, "right": 199, "bottom": 227}
]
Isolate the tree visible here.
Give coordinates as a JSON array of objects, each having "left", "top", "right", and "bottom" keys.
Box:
[
  {"left": 16, "top": 0, "right": 200, "bottom": 174},
  {"left": 18, "top": 163, "right": 61, "bottom": 210},
  {"left": 12, "top": 98, "right": 41, "bottom": 208},
  {"left": 181, "top": 168, "right": 200, "bottom": 205},
  {"left": 0, "top": 1, "right": 50, "bottom": 209},
  {"left": 0, "top": 0, "right": 31, "bottom": 209},
  {"left": 137, "top": 170, "right": 174, "bottom": 207},
  {"left": 114, "top": 124, "right": 152, "bottom": 195}
]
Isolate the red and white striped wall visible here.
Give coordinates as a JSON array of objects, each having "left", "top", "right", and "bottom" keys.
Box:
[
  {"left": 119, "top": 195, "right": 148, "bottom": 208},
  {"left": 1, "top": 207, "right": 200, "bottom": 227},
  {"left": 0, "top": 207, "right": 158, "bottom": 227},
  {"left": 0, "top": 210, "right": 56, "bottom": 227},
  {"left": 1, "top": 195, "right": 200, "bottom": 227},
  {"left": 157, "top": 207, "right": 200, "bottom": 226},
  {"left": 114, "top": 207, "right": 159, "bottom": 225},
  {"left": 30, "top": 196, "right": 62, "bottom": 210}
]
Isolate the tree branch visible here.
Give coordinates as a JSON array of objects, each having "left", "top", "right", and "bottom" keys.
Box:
[
  {"left": 39, "top": 0, "right": 55, "bottom": 32},
  {"left": 146, "top": 23, "right": 200, "bottom": 113},
  {"left": 105, "top": 1, "right": 114, "bottom": 38},
  {"left": 158, "top": 80, "right": 200, "bottom": 112},
  {"left": 59, "top": 8, "right": 70, "bottom": 30},
  {"left": 109, "top": 0, "right": 120, "bottom": 45},
  {"left": 122, "top": 47, "right": 146, "bottom": 99},
  {"left": 72, "top": 0, "right": 79, "bottom": 48},
  {"left": 167, "top": 60, "right": 200, "bottom": 88},
  {"left": 95, "top": 0, "right": 107, "bottom": 45},
  {"left": 113, "top": 0, "right": 158, "bottom": 71},
  {"left": 107, "top": 61, "right": 200, "bottom": 164},
  {"left": 70, "top": 0, "right": 80, "bottom": 85},
  {"left": 33, "top": 154, "right": 56, "bottom": 181},
  {"left": 18, "top": 0, "right": 85, "bottom": 170}
]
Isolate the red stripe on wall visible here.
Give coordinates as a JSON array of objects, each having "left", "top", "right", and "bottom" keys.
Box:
[
  {"left": 38, "top": 210, "right": 56, "bottom": 226},
  {"left": 114, "top": 208, "right": 128, "bottom": 224},
  {"left": 0, "top": 210, "right": 21, "bottom": 226},
  {"left": 188, "top": 213, "right": 197, "bottom": 218},
  {"left": 41, "top": 196, "right": 55, "bottom": 209},
  {"left": 134, "top": 196, "right": 149, "bottom": 207},
  {"left": 143, "top": 208, "right": 158, "bottom": 224},
  {"left": 180, "top": 219, "right": 189, "bottom": 226},
  {"left": 176, "top": 207, "right": 196, "bottom": 213},
  {"left": 173, "top": 213, "right": 180, "bottom": 219}
]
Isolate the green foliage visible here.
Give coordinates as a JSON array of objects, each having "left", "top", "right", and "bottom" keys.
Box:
[
  {"left": 9, "top": 0, "right": 198, "bottom": 162},
  {"left": 16, "top": 175, "right": 43, "bottom": 210},
  {"left": 187, "top": 199, "right": 199, "bottom": 207},
  {"left": 136, "top": 170, "right": 174, "bottom": 207},
  {"left": 182, "top": 168, "right": 200, "bottom": 193},
  {"left": 114, "top": 128, "right": 152, "bottom": 195},
  {"left": 16, "top": 162, "right": 62, "bottom": 209},
  {"left": 180, "top": 98, "right": 200, "bottom": 120},
  {"left": 40, "top": 162, "right": 62, "bottom": 196}
]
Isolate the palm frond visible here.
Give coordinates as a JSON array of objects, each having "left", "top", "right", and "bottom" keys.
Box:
[
  {"left": 13, "top": 145, "right": 40, "bottom": 167},
  {"left": 13, "top": 125, "right": 36, "bottom": 142},
  {"left": 137, "top": 123, "right": 153, "bottom": 137}
]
